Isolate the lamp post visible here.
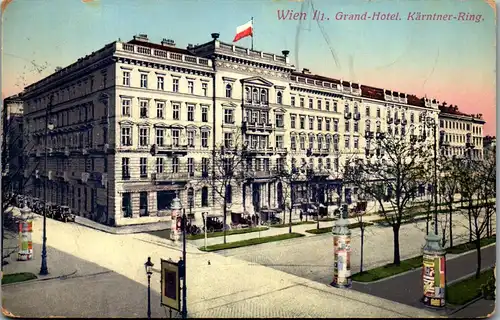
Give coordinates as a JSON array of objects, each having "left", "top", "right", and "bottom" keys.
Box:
[
  {"left": 422, "top": 114, "right": 439, "bottom": 235},
  {"left": 144, "top": 256, "right": 154, "bottom": 319},
  {"left": 170, "top": 195, "right": 182, "bottom": 244},
  {"left": 171, "top": 196, "right": 188, "bottom": 319},
  {"left": 40, "top": 94, "right": 54, "bottom": 276}
]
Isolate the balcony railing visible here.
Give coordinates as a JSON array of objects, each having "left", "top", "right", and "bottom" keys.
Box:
[
  {"left": 387, "top": 118, "right": 394, "bottom": 124},
  {"left": 394, "top": 118, "right": 401, "bottom": 125},
  {"left": 152, "top": 172, "right": 190, "bottom": 182},
  {"left": 353, "top": 112, "right": 361, "bottom": 120},
  {"left": 344, "top": 112, "right": 352, "bottom": 120}
]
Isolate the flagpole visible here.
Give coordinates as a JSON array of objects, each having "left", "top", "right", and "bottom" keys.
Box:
[{"left": 251, "top": 17, "right": 254, "bottom": 51}]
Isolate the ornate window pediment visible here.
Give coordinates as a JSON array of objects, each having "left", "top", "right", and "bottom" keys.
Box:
[
  {"left": 170, "top": 124, "right": 185, "bottom": 129},
  {"left": 221, "top": 102, "right": 238, "bottom": 109},
  {"left": 240, "top": 76, "right": 274, "bottom": 87},
  {"left": 154, "top": 122, "right": 169, "bottom": 128},
  {"left": 273, "top": 107, "right": 286, "bottom": 113},
  {"left": 119, "top": 120, "right": 134, "bottom": 126}
]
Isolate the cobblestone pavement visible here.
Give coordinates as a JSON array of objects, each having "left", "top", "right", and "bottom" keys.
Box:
[{"left": 2, "top": 210, "right": 434, "bottom": 318}]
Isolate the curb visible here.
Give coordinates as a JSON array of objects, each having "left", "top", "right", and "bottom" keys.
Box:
[
  {"left": 133, "top": 237, "right": 204, "bottom": 255},
  {"left": 447, "top": 296, "right": 485, "bottom": 315},
  {"left": 2, "top": 269, "right": 78, "bottom": 287},
  {"left": 353, "top": 244, "right": 496, "bottom": 285}
]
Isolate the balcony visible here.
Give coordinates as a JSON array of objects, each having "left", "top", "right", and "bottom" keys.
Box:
[
  {"left": 394, "top": 118, "right": 401, "bottom": 125},
  {"left": 376, "top": 132, "right": 385, "bottom": 140},
  {"left": 401, "top": 119, "right": 407, "bottom": 126},
  {"left": 245, "top": 170, "right": 274, "bottom": 179},
  {"left": 48, "top": 170, "right": 54, "bottom": 180},
  {"left": 344, "top": 112, "right": 352, "bottom": 120},
  {"left": 243, "top": 121, "right": 273, "bottom": 132},
  {"left": 365, "top": 131, "right": 374, "bottom": 139},
  {"left": 466, "top": 142, "right": 475, "bottom": 149},
  {"left": 155, "top": 144, "right": 188, "bottom": 155},
  {"left": 353, "top": 113, "right": 361, "bottom": 121},
  {"left": 410, "top": 135, "right": 418, "bottom": 142},
  {"left": 245, "top": 146, "right": 274, "bottom": 155},
  {"left": 275, "top": 147, "right": 288, "bottom": 154},
  {"left": 81, "top": 172, "right": 90, "bottom": 184},
  {"left": 64, "top": 146, "right": 70, "bottom": 156},
  {"left": 243, "top": 99, "right": 269, "bottom": 108},
  {"left": 312, "top": 148, "right": 330, "bottom": 156},
  {"left": 387, "top": 118, "right": 393, "bottom": 124}
]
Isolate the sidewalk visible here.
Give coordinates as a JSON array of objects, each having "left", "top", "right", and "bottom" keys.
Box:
[{"left": 352, "top": 245, "right": 497, "bottom": 316}]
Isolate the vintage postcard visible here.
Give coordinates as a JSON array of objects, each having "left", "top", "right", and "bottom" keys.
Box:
[{"left": 1, "top": 0, "right": 496, "bottom": 318}]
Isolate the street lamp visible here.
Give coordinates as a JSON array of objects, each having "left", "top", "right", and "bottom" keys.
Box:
[
  {"left": 40, "top": 94, "right": 54, "bottom": 276},
  {"left": 170, "top": 196, "right": 188, "bottom": 319},
  {"left": 422, "top": 112, "right": 439, "bottom": 235},
  {"left": 144, "top": 256, "right": 154, "bottom": 319}
]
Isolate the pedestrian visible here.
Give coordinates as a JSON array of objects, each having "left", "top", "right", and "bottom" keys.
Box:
[{"left": 299, "top": 211, "right": 303, "bottom": 222}]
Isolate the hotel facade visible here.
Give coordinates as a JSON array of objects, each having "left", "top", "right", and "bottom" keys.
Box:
[{"left": 19, "top": 34, "right": 485, "bottom": 228}]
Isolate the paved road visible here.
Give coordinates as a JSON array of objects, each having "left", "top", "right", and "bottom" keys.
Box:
[
  {"left": 352, "top": 245, "right": 496, "bottom": 313},
  {"left": 450, "top": 298, "right": 496, "bottom": 318}
]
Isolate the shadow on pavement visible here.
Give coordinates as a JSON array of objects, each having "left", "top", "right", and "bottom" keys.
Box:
[{"left": 2, "top": 245, "right": 181, "bottom": 318}]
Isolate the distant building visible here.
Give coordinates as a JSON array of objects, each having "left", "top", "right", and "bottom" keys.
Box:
[{"left": 2, "top": 94, "right": 25, "bottom": 195}]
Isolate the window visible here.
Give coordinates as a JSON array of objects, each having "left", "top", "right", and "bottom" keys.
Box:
[
  {"left": 122, "top": 158, "right": 130, "bottom": 179},
  {"left": 157, "top": 76, "right": 164, "bottom": 90},
  {"left": 121, "top": 127, "right": 132, "bottom": 146},
  {"left": 139, "top": 128, "right": 149, "bottom": 146},
  {"left": 326, "top": 101, "right": 330, "bottom": 111},
  {"left": 202, "top": 158, "right": 209, "bottom": 176},
  {"left": 308, "top": 135, "right": 314, "bottom": 149},
  {"left": 122, "top": 71, "right": 130, "bottom": 86},
  {"left": 156, "top": 102, "right": 165, "bottom": 119},
  {"left": 290, "top": 115, "right": 296, "bottom": 129},
  {"left": 225, "top": 84, "right": 232, "bottom": 98},
  {"left": 275, "top": 114, "right": 284, "bottom": 128},
  {"left": 354, "top": 137, "right": 359, "bottom": 149},
  {"left": 344, "top": 136, "right": 350, "bottom": 148},
  {"left": 172, "top": 103, "right": 180, "bottom": 120},
  {"left": 300, "top": 117, "right": 305, "bottom": 129},
  {"left": 309, "top": 118, "right": 314, "bottom": 130},
  {"left": 172, "top": 157, "right": 179, "bottom": 173},
  {"left": 188, "top": 80, "right": 194, "bottom": 94},
  {"left": 224, "top": 132, "right": 233, "bottom": 148},
  {"left": 156, "top": 128, "right": 165, "bottom": 146},
  {"left": 122, "top": 193, "right": 132, "bottom": 217},
  {"left": 317, "top": 135, "right": 323, "bottom": 149},
  {"left": 291, "top": 136, "right": 296, "bottom": 150},
  {"left": 172, "top": 78, "right": 179, "bottom": 92},
  {"left": 333, "top": 101, "right": 338, "bottom": 112},
  {"left": 344, "top": 103, "right": 349, "bottom": 113},
  {"left": 300, "top": 136, "right": 305, "bottom": 150},
  {"left": 276, "top": 135, "right": 283, "bottom": 149},
  {"left": 224, "top": 109, "right": 234, "bottom": 124},
  {"left": 121, "top": 99, "right": 131, "bottom": 116},
  {"left": 260, "top": 89, "right": 267, "bottom": 104},
  {"left": 354, "top": 121, "right": 359, "bottom": 132},
  {"left": 291, "top": 96, "right": 296, "bottom": 106},
  {"left": 326, "top": 119, "right": 331, "bottom": 131},
  {"left": 140, "top": 74, "right": 148, "bottom": 88},
  {"left": 345, "top": 121, "right": 350, "bottom": 132},
  {"left": 376, "top": 107, "right": 381, "bottom": 118},
  {"left": 317, "top": 118, "right": 322, "bottom": 131},
  {"left": 201, "top": 131, "right": 209, "bottom": 147},
  {"left": 187, "top": 130, "right": 195, "bottom": 147},
  {"left": 317, "top": 100, "right": 322, "bottom": 110},
  {"left": 300, "top": 97, "right": 305, "bottom": 107},
  {"left": 410, "top": 113, "right": 414, "bottom": 123},
  {"left": 156, "top": 158, "right": 164, "bottom": 173},
  {"left": 202, "top": 105, "right": 208, "bottom": 122},
  {"left": 187, "top": 104, "right": 195, "bottom": 121},
  {"left": 188, "top": 158, "right": 194, "bottom": 177},
  {"left": 309, "top": 98, "right": 313, "bottom": 109},
  {"left": 354, "top": 103, "right": 359, "bottom": 114},
  {"left": 201, "top": 187, "right": 209, "bottom": 207},
  {"left": 140, "top": 100, "right": 148, "bottom": 118},
  {"left": 365, "top": 106, "right": 370, "bottom": 116},
  {"left": 140, "top": 158, "right": 148, "bottom": 177},
  {"left": 325, "top": 135, "right": 331, "bottom": 150},
  {"left": 202, "top": 83, "right": 208, "bottom": 96},
  {"left": 365, "top": 121, "right": 371, "bottom": 132},
  {"left": 277, "top": 91, "right": 283, "bottom": 104},
  {"left": 172, "top": 129, "right": 180, "bottom": 146}
]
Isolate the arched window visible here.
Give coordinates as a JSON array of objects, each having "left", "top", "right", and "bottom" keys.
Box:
[
  {"left": 276, "top": 91, "right": 283, "bottom": 104},
  {"left": 225, "top": 185, "right": 232, "bottom": 204},
  {"left": 252, "top": 88, "right": 259, "bottom": 102},
  {"left": 225, "top": 84, "right": 232, "bottom": 98},
  {"left": 365, "top": 120, "right": 371, "bottom": 132},
  {"left": 260, "top": 89, "right": 267, "bottom": 103},
  {"left": 201, "top": 186, "right": 208, "bottom": 207},
  {"left": 187, "top": 187, "right": 194, "bottom": 207},
  {"left": 245, "top": 87, "right": 251, "bottom": 101}
]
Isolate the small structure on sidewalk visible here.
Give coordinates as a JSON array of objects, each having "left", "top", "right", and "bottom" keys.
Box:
[
  {"left": 17, "top": 204, "right": 33, "bottom": 261},
  {"left": 170, "top": 196, "right": 182, "bottom": 244},
  {"left": 422, "top": 233, "right": 446, "bottom": 308},
  {"left": 331, "top": 204, "right": 351, "bottom": 288}
]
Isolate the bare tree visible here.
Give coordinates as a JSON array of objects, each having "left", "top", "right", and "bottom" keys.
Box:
[
  {"left": 456, "top": 148, "right": 496, "bottom": 278},
  {"left": 275, "top": 163, "right": 301, "bottom": 233},
  {"left": 344, "top": 132, "right": 432, "bottom": 265},
  {"left": 200, "top": 128, "right": 247, "bottom": 244},
  {"left": 439, "top": 156, "right": 463, "bottom": 247}
]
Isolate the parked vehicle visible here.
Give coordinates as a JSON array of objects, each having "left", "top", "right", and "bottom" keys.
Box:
[
  {"left": 46, "top": 203, "right": 59, "bottom": 219},
  {"left": 53, "top": 206, "right": 75, "bottom": 223}
]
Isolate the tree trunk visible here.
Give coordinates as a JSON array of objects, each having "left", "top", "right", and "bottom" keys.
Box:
[
  {"left": 392, "top": 225, "right": 401, "bottom": 265},
  {"left": 475, "top": 237, "right": 482, "bottom": 279},
  {"left": 448, "top": 205, "right": 453, "bottom": 247},
  {"left": 360, "top": 226, "right": 365, "bottom": 273},
  {"left": 468, "top": 207, "right": 472, "bottom": 243},
  {"left": 288, "top": 207, "right": 293, "bottom": 234},
  {"left": 223, "top": 202, "right": 227, "bottom": 244}
]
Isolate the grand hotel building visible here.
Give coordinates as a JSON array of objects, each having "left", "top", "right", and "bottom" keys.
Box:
[{"left": 20, "top": 33, "right": 485, "bottom": 227}]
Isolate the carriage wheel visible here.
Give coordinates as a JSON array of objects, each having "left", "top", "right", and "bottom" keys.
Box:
[
  {"left": 208, "top": 227, "right": 215, "bottom": 233},
  {"left": 64, "top": 217, "right": 68, "bottom": 223}
]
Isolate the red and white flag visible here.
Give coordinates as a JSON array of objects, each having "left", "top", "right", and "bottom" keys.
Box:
[{"left": 233, "top": 20, "right": 253, "bottom": 43}]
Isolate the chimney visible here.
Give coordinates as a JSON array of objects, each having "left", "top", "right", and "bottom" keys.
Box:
[
  {"left": 187, "top": 44, "right": 194, "bottom": 50},
  {"left": 161, "top": 39, "right": 176, "bottom": 47},
  {"left": 282, "top": 50, "right": 290, "bottom": 57},
  {"left": 211, "top": 33, "right": 220, "bottom": 40},
  {"left": 133, "top": 34, "right": 149, "bottom": 42},
  {"left": 302, "top": 68, "right": 310, "bottom": 74}
]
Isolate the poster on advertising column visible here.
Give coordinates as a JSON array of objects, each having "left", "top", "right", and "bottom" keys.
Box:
[
  {"left": 332, "top": 235, "right": 351, "bottom": 288},
  {"left": 17, "top": 220, "right": 33, "bottom": 261},
  {"left": 422, "top": 254, "right": 445, "bottom": 307}
]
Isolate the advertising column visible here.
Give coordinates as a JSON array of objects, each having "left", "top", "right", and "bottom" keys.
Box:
[
  {"left": 17, "top": 206, "right": 33, "bottom": 261},
  {"left": 331, "top": 207, "right": 352, "bottom": 288},
  {"left": 170, "top": 196, "right": 182, "bottom": 243},
  {"left": 422, "top": 233, "right": 446, "bottom": 308}
]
